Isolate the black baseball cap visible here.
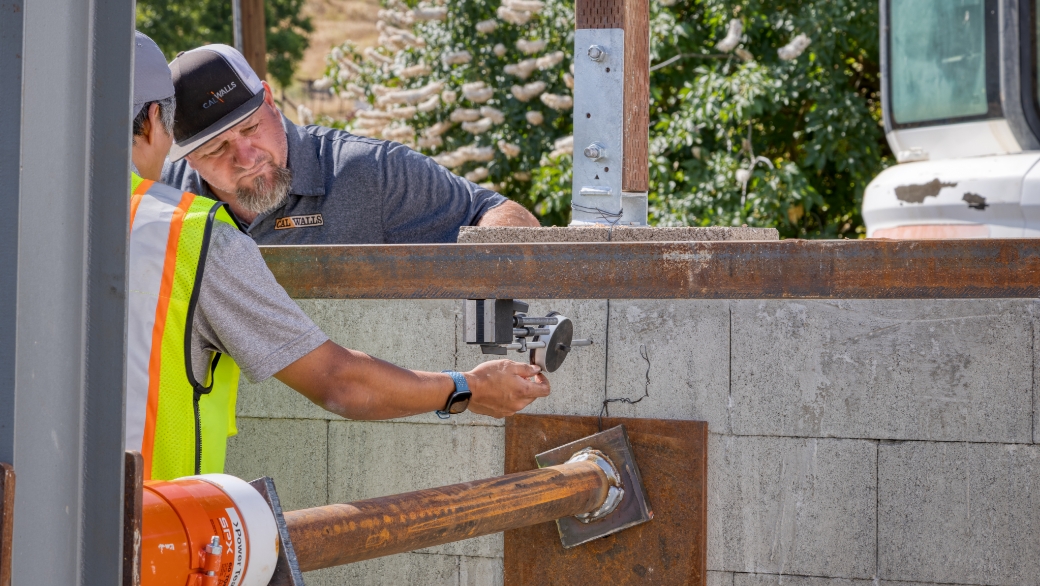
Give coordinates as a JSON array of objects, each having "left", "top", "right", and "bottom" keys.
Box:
[{"left": 168, "top": 44, "right": 266, "bottom": 161}]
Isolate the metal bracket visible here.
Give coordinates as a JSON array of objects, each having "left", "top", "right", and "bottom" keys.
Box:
[
  {"left": 572, "top": 28, "right": 628, "bottom": 226},
  {"left": 249, "top": 477, "right": 305, "bottom": 586},
  {"left": 535, "top": 425, "right": 652, "bottom": 548}
]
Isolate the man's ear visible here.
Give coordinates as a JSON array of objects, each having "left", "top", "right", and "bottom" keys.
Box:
[
  {"left": 137, "top": 103, "right": 158, "bottom": 146},
  {"left": 262, "top": 81, "right": 277, "bottom": 108}
]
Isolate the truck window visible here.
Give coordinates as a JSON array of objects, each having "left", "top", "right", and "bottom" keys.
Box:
[{"left": 889, "top": 0, "right": 992, "bottom": 126}]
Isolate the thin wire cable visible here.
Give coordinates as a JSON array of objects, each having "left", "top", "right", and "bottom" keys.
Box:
[
  {"left": 598, "top": 344, "right": 651, "bottom": 425},
  {"left": 572, "top": 203, "right": 623, "bottom": 241}
]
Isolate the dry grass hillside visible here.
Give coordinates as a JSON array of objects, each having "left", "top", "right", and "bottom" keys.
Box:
[{"left": 281, "top": 0, "right": 379, "bottom": 122}]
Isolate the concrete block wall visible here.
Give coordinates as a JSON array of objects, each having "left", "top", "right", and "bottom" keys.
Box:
[{"left": 226, "top": 298, "right": 1039, "bottom": 585}]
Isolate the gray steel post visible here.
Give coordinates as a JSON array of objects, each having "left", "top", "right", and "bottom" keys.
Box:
[
  {"left": 9, "top": 0, "right": 133, "bottom": 583},
  {"left": 0, "top": 1, "right": 24, "bottom": 467},
  {"left": 233, "top": 0, "right": 244, "bottom": 53}
]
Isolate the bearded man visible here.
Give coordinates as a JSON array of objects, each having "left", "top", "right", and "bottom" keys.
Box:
[
  {"left": 161, "top": 45, "right": 538, "bottom": 244},
  {"left": 128, "top": 34, "right": 549, "bottom": 480}
]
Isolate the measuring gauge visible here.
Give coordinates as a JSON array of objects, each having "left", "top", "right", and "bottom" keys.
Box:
[
  {"left": 464, "top": 299, "right": 592, "bottom": 372},
  {"left": 530, "top": 312, "right": 593, "bottom": 373}
]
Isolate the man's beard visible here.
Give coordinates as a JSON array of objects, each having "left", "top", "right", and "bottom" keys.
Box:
[{"left": 235, "top": 165, "right": 293, "bottom": 215}]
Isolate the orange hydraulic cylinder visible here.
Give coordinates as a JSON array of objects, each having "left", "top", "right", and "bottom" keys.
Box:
[{"left": 140, "top": 475, "right": 278, "bottom": 586}]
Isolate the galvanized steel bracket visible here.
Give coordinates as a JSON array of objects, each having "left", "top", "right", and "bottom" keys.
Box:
[{"left": 572, "top": 28, "right": 647, "bottom": 227}]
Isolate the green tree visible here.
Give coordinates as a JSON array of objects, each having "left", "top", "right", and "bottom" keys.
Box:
[
  {"left": 317, "top": 0, "right": 889, "bottom": 236},
  {"left": 641, "top": 0, "right": 890, "bottom": 237},
  {"left": 136, "top": 0, "right": 313, "bottom": 88}
]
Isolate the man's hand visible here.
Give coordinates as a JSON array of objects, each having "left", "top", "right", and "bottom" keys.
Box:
[{"left": 464, "top": 360, "right": 550, "bottom": 418}]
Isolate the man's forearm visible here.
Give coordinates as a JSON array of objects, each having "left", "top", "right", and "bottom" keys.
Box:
[
  {"left": 477, "top": 199, "right": 541, "bottom": 227},
  {"left": 278, "top": 338, "right": 552, "bottom": 421},
  {"left": 275, "top": 341, "right": 454, "bottom": 420}
]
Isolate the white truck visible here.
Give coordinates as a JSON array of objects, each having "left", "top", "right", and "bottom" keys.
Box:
[{"left": 863, "top": 0, "right": 1040, "bottom": 237}]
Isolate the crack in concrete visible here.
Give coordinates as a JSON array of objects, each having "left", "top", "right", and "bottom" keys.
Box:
[
  {"left": 600, "top": 343, "right": 651, "bottom": 420},
  {"left": 453, "top": 305, "right": 461, "bottom": 370}
]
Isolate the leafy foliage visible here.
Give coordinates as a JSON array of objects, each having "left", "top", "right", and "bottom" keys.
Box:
[
  {"left": 643, "top": 0, "right": 890, "bottom": 237},
  {"left": 317, "top": 0, "right": 889, "bottom": 236},
  {"left": 136, "top": 0, "right": 313, "bottom": 88}
]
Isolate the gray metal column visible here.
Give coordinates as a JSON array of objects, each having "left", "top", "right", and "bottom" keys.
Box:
[
  {"left": 0, "top": 1, "right": 24, "bottom": 467},
  {"left": 8, "top": 0, "right": 134, "bottom": 583}
]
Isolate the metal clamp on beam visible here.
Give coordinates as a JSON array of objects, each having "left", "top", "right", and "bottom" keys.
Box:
[{"left": 463, "top": 299, "right": 592, "bottom": 372}]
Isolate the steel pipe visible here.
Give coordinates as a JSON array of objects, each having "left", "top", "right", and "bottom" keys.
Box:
[
  {"left": 515, "top": 316, "right": 559, "bottom": 326},
  {"left": 260, "top": 240, "right": 1040, "bottom": 300},
  {"left": 283, "top": 459, "right": 609, "bottom": 571}
]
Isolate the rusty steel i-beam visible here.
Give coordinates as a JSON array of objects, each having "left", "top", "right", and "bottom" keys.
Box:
[
  {"left": 283, "top": 458, "right": 609, "bottom": 571},
  {"left": 260, "top": 239, "right": 1040, "bottom": 300}
]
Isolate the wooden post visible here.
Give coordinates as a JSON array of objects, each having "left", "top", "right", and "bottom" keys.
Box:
[
  {"left": 122, "top": 452, "right": 143, "bottom": 586},
  {"left": 283, "top": 459, "right": 610, "bottom": 572},
  {"left": 240, "top": 0, "right": 267, "bottom": 79},
  {"left": 0, "top": 463, "right": 13, "bottom": 586}
]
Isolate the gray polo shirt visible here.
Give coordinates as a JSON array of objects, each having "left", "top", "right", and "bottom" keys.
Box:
[
  {"left": 162, "top": 115, "right": 507, "bottom": 244},
  {"left": 192, "top": 221, "right": 328, "bottom": 384}
]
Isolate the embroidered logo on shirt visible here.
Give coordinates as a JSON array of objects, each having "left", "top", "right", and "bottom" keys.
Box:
[{"left": 275, "top": 214, "right": 324, "bottom": 230}]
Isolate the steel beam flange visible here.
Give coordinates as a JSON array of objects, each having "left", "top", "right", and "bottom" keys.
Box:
[
  {"left": 249, "top": 477, "right": 305, "bottom": 586},
  {"left": 535, "top": 425, "right": 653, "bottom": 548}
]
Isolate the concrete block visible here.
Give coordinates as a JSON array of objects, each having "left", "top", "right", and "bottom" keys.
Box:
[
  {"left": 709, "top": 571, "right": 735, "bottom": 586},
  {"left": 304, "top": 552, "right": 458, "bottom": 586},
  {"left": 328, "top": 421, "right": 504, "bottom": 557},
  {"left": 731, "top": 300, "right": 1033, "bottom": 443},
  {"left": 235, "top": 376, "right": 328, "bottom": 421},
  {"left": 456, "top": 299, "right": 609, "bottom": 419},
  {"left": 735, "top": 575, "right": 875, "bottom": 586},
  {"left": 605, "top": 300, "right": 730, "bottom": 431},
  {"left": 878, "top": 441, "right": 1040, "bottom": 584},
  {"left": 460, "top": 556, "right": 503, "bottom": 586},
  {"left": 1034, "top": 302, "right": 1040, "bottom": 444},
  {"left": 457, "top": 225, "right": 779, "bottom": 242},
  {"left": 708, "top": 434, "right": 877, "bottom": 578},
  {"left": 300, "top": 299, "right": 458, "bottom": 372},
  {"left": 224, "top": 418, "right": 328, "bottom": 510}
]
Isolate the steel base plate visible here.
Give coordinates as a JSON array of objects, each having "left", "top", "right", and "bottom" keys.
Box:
[
  {"left": 249, "top": 477, "right": 305, "bottom": 586},
  {"left": 505, "top": 414, "right": 708, "bottom": 586},
  {"left": 535, "top": 425, "right": 651, "bottom": 547}
]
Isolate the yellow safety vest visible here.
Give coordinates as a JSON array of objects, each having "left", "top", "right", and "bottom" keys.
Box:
[{"left": 125, "top": 173, "right": 242, "bottom": 480}]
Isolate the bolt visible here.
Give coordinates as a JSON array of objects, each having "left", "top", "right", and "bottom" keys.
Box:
[
  {"left": 587, "top": 45, "right": 606, "bottom": 62},
  {"left": 583, "top": 142, "right": 606, "bottom": 161}
]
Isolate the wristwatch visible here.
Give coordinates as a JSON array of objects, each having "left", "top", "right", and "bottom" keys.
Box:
[{"left": 436, "top": 371, "right": 472, "bottom": 419}]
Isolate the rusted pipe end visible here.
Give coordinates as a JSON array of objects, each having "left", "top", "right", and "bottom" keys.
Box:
[{"left": 564, "top": 449, "right": 623, "bottom": 523}]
